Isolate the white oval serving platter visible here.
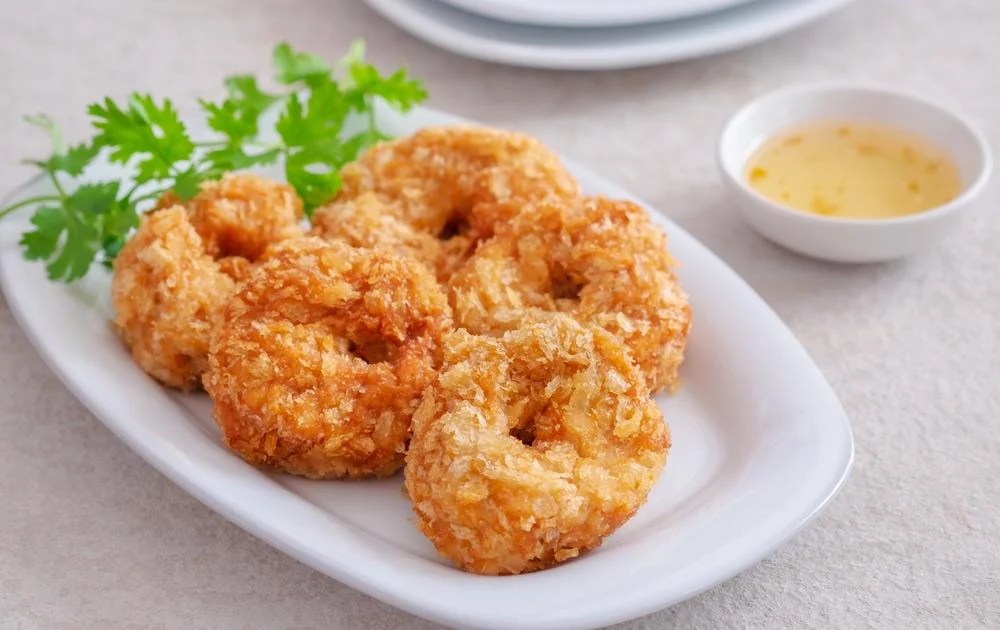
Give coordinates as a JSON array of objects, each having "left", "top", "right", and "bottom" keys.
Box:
[{"left": 0, "top": 104, "right": 853, "bottom": 630}]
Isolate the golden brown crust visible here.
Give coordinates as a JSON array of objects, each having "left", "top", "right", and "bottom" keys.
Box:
[
  {"left": 203, "top": 237, "right": 453, "bottom": 479},
  {"left": 449, "top": 196, "right": 692, "bottom": 393},
  {"left": 186, "top": 173, "right": 304, "bottom": 260},
  {"left": 311, "top": 125, "right": 579, "bottom": 282},
  {"left": 112, "top": 174, "right": 305, "bottom": 390},
  {"left": 111, "top": 207, "right": 237, "bottom": 390},
  {"left": 404, "top": 315, "right": 669, "bottom": 575},
  {"left": 310, "top": 193, "right": 462, "bottom": 279}
]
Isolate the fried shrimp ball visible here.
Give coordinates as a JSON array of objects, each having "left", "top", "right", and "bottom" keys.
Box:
[
  {"left": 405, "top": 315, "right": 669, "bottom": 575},
  {"left": 184, "top": 173, "right": 304, "bottom": 260},
  {"left": 449, "top": 196, "right": 692, "bottom": 393},
  {"left": 112, "top": 207, "right": 239, "bottom": 390},
  {"left": 114, "top": 174, "right": 304, "bottom": 389},
  {"left": 203, "top": 237, "right": 453, "bottom": 479},
  {"left": 311, "top": 125, "right": 579, "bottom": 281},
  {"left": 310, "top": 193, "right": 454, "bottom": 279}
]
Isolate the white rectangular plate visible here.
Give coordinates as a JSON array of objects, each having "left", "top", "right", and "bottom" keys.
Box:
[{"left": 0, "top": 105, "right": 853, "bottom": 630}]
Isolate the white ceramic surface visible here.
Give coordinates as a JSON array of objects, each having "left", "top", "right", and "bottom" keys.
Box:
[
  {"left": 0, "top": 105, "right": 853, "bottom": 630},
  {"left": 363, "top": 0, "right": 855, "bottom": 70},
  {"left": 435, "top": 0, "right": 758, "bottom": 27},
  {"left": 717, "top": 83, "right": 993, "bottom": 263}
]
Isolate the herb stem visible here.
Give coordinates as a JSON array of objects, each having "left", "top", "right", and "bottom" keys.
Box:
[
  {"left": 122, "top": 181, "right": 143, "bottom": 201},
  {"left": 366, "top": 98, "right": 377, "bottom": 138},
  {"left": 194, "top": 139, "right": 280, "bottom": 149},
  {"left": 47, "top": 171, "right": 69, "bottom": 201},
  {"left": 0, "top": 194, "right": 62, "bottom": 220}
]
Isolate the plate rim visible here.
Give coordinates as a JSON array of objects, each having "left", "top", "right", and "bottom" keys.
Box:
[
  {"left": 362, "top": 0, "right": 856, "bottom": 70},
  {"left": 433, "top": 0, "right": 760, "bottom": 28},
  {"left": 0, "top": 107, "right": 854, "bottom": 630}
]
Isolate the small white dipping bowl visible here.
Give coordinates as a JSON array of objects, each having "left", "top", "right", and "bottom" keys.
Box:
[{"left": 718, "top": 83, "right": 992, "bottom": 263}]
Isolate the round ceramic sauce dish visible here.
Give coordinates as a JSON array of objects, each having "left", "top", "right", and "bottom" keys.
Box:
[{"left": 718, "top": 83, "right": 992, "bottom": 263}]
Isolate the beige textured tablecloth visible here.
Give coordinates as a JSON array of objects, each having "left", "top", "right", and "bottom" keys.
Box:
[{"left": 1, "top": 1, "right": 998, "bottom": 628}]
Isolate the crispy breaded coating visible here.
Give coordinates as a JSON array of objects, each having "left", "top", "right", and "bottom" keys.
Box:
[
  {"left": 112, "top": 174, "right": 305, "bottom": 389},
  {"left": 449, "top": 196, "right": 691, "bottom": 393},
  {"left": 405, "top": 315, "right": 669, "bottom": 575},
  {"left": 186, "top": 173, "right": 304, "bottom": 260},
  {"left": 312, "top": 125, "right": 579, "bottom": 281},
  {"left": 310, "top": 193, "right": 463, "bottom": 279},
  {"left": 204, "top": 237, "right": 453, "bottom": 479},
  {"left": 112, "top": 207, "right": 238, "bottom": 390}
]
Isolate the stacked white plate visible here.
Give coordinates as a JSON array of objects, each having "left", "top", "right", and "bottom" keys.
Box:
[{"left": 362, "top": 0, "right": 856, "bottom": 70}]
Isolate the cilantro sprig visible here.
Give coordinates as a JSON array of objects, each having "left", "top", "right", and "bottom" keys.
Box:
[{"left": 1, "top": 40, "right": 427, "bottom": 282}]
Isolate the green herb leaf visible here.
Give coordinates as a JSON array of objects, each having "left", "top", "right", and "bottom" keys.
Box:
[
  {"left": 341, "top": 130, "right": 388, "bottom": 163},
  {"left": 47, "top": 226, "right": 99, "bottom": 282},
  {"left": 346, "top": 65, "right": 427, "bottom": 113},
  {"left": 89, "top": 94, "right": 194, "bottom": 182},
  {"left": 275, "top": 84, "right": 349, "bottom": 148},
  {"left": 204, "top": 145, "right": 281, "bottom": 172},
  {"left": 49, "top": 142, "right": 101, "bottom": 176},
  {"left": 102, "top": 201, "right": 140, "bottom": 237},
  {"left": 24, "top": 114, "right": 101, "bottom": 176},
  {"left": 201, "top": 99, "right": 258, "bottom": 143},
  {"left": 273, "top": 42, "right": 331, "bottom": 88},
  {"left": 170, "top": 168, "right": 206, "bottom": 202},
  {"left": 285, "top": 148, "right": 342, "bottom": 213},
  {"left": 276, "top": 79, "right": 363, "bottom": 213},
  {"left": 19, "top": 206, "right": 66, "bottom": 261},
  {"left": 100, "top": 236, "right": 127, "bottom": 268},
  {"left": 19, "top": 181, "right": 138, "bottom": 281},
  {"left": 69, "top": 182, "right": 120, "bottom": 216},
  {"left": 201, "top": 74, "right": 281, "bottom": 147},
  {"left": 338, "top": 39, "right": 367, "bottom": 70},
  {"left": 224, "top": 74, "right": 281, "bottom": 111},
  {"left": 19, "top": 205, "right": 99, "bottom": 282},
  {"left": 92, "top": 189, "right": 139, "bottom": 266}
]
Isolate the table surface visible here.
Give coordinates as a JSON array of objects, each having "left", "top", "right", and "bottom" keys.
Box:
[{"left": 2, "top": 1, "right": 998, "bottom": 628}]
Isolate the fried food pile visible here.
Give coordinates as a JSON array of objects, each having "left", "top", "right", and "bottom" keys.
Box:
[{"left": 111, "top": 125, "right": 691, "bottom": 575}]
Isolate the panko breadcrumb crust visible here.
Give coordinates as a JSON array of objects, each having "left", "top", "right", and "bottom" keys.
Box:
[
  {"left": 112, "top": 174, "right": 305, "bottom": 389},
  {"left": 186, "top": 173, "right": 304, "bottom": 260},
  {"left": 110, "top": 125, "right": 690, "bottom": 575},
  {"left": 449, "top": 195, "right": 692, "bottom": 393},
  {"left": 204, "top": 237, "right": 453, "bottom": 479},
  {"left": 311, "top": 125, "right": 579, "bottom": 281},
  {"left": 112, "top": 206, "right": 238, "bottom": 390},
  {"left": 310, "top": 192, "right": 448, "bottom": 277},
  {"left": 404, "top": 315, "right": 669, "bottom": 575}
]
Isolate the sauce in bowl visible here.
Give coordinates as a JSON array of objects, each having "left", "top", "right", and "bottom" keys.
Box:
[{"left": 745, "top": 121, "right": 961, "bottom": 219}]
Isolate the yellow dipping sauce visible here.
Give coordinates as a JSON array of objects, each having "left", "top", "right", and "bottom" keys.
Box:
[{"left": 745, "top": 121, "right": 962, "bottom": 219}]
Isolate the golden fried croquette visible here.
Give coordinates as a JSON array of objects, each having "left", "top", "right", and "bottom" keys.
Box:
[
  {"left": 312, "top": 125, "right": 579, "bottom": 281},
  {"left": 113, "top": 174, "right": 304, "bottom": 390},
  {"left": 203, "top": 237, "right": 453, "bottom": 479},
  {"left": 449, "top": 196, "right": 691, "bottom": 393},
  {"left": 404, "top": 315, "right": 669, "bottom": 575},
  {"left": 310, "top": 193, "right": 459, "bottom": 279},
  {"left": 112, "top": 207, "right": 239, "bottom": 390},
  {"left": 185, "top": 173, "right": 304, "bottom": 260}
]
